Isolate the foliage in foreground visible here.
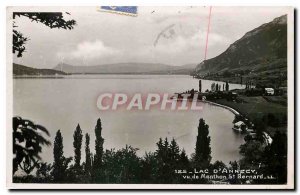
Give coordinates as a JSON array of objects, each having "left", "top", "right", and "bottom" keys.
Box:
[
  {"left": 13, "top": 12, "right": 76, "bottom": 57},
  {"left": 12, "top": 117, "right": 287, "bottom": 184}
]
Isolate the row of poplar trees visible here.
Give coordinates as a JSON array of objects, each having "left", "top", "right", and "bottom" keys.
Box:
[
  {"left": 51, "top": 118, "right": 212, "bottom": 184},
  {"left": 52, "top": 118, "right": 104, "bottom": 183}
]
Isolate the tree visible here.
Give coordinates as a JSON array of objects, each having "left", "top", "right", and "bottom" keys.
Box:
[
  {"left": 155, "top": 138, "right": 171, "bottom": 183},
  {"left": 169, "top": 138, "right": 180, "bottom": 162},
  {"left": 101, "top": 146, "right": 141, "bottom": 184},
  {"left": 178, "top": 149, "right": 190, "bottom": 170},
  {"left": 85, "top": 133, "right": 92, "bottom": 174},
  {"left": 169, "top": 138, "right": 181, "bottom": 181},
  {"left": 73, "top": 124, "right": 83, "bottom": 167},
  {"left": 13, "top": 12, "right": 76, "bottom": 57},
  {"left": 52, "top": 130, "right": 72, "bottom": 182},
  {"left": 223, "top": 70, "right": 232, "bottom": 77},
  {"left": 253, "top": 118, "right": 267, "bottom": 143},
  {"left": 199, "top": 80, "right": 202, "bottom": 93},
  {"left": 239, "top": 139, "right": 264, "bottom": 170},
  {"left": 211, "top": 83, "right": 215, "bottom": 91},
  {"left": 195, "top": 118, "right": 211, "bottom": 167},
  {"left": 262, "top": 131, "right": 287, "bottom": 184},
  {"left": 94, "top": 118, "right": 104, "bottom": 170},
  {"left": 52, "top": 130, "right": 64, "bottom": 181},
  {"left": 140, "top": 152, "right": 157, "bottom": 183},
  {"left": 228, "top": 161, "right": 241, "bottom": 184},
  {"left": 117, "top": 145, "right": 141, "bottom": 183},
  {"left": 153, "top": 137, "right": 185, "bottom": 184},
  {"left": 36, "top": 162, "right": 52, "bottom": 180},
  {"left": 155, "top": 138, "right": 164, "bottom": 160},
  {"left": 226, "top": 81, "right": 229, "bottom": 91},
  {"left": 13, "top": 116, "right": 50, "bottom": 175}
]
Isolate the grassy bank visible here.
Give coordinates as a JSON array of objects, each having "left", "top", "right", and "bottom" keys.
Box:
[{"left": 211, "top": 96, "right": 287, "bottom": 135}]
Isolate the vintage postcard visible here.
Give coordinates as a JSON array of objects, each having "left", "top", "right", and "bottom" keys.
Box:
[{"left": 7, "top": 6, "right": 294, "bottom": 189}]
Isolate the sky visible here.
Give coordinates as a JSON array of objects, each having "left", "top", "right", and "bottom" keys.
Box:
[{"left": 11, "top": 6, "right": 290, "bottom": 68}]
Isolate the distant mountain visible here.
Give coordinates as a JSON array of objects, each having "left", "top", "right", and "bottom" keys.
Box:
[
  {"left": 195, "top": 15, "right": 287, "bottom": 87},
  {"left": 179, "top": 63, "right": 198, "bottom": 69},
  {"left": 13, "top": 63, "right": 67, "bottom": 76},
  {"left": 54, "top": 62, "right": 197, "bottom": 75}
]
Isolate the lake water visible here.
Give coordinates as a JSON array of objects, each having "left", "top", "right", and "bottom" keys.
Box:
[{"left": 13, "top": 75, "right": 245, "bottom": 164}]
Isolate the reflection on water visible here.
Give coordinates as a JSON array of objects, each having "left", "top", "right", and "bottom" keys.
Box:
[{"left": 13, "top": 75, "right": 245, "bottom": 164}]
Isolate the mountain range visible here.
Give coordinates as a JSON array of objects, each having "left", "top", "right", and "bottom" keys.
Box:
[
  {"left": 13, "top": 14, "right": 287, "bottom": 85},
  {"left": 194, "top": 15, "right": 287, "bottom": 87},
  {"left": 53, "top": 62, "right": 197, "bottom": 75},
  {"left": 13, "top": 62, "right": 197, "bottom": 76}
]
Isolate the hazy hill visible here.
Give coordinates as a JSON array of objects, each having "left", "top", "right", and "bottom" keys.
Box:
[
  {"left": 54, "top": 62, "right": 197, "bottom": 75},
  {"left": 13, "top": 63, "right": 67, "bottom": 76},
  {"left": 194, "top": 15, "right": 287, "bottom": 87}
]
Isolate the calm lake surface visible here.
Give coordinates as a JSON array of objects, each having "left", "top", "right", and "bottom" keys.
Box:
[{"left": 13, "top": 75, "right": 245, "bottom": 164}]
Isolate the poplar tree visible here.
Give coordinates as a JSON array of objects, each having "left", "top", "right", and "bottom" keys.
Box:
[
  {"left": 226, "top": 81, "right": 229, "bottom": 91},
  {"left": 52, "top": 130, "right": 72, "bottom": 182},
  {"left": 199, "top": 80, "right": 202, "bottom": 93},
  {"left": 94, "top": 118, "right": 104, "bottom": 168},
  {"left": 85, "top": 133, "right": 91, "bottom": 173},
  {"left": 73, "top": 124, "right": 83, "bottom": 167},
  {"left": 195, "top": 119, "right": 212, "bottom": 167}
]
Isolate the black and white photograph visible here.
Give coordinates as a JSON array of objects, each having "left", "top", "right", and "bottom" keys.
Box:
[{"left": 6, "top": 6, "right": 294, "bottom": 189}]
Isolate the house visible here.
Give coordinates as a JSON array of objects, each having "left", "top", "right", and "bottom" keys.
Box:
[
  {"left": 265, "top": 88, "right": 274, "bottom": 95},
  {"left": 232, "top": 121, "right": 247, "bottom": 132}
]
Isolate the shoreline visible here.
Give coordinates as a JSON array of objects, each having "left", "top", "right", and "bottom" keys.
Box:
[
  {"left": 202, "top": 100, "right": 241, "bottom": 116},
  {"left": 13, "top": 73, "right": 192, "bottom": 78},
  {"left": 193, "top": 76, "right": 243, "bottom": 85}
]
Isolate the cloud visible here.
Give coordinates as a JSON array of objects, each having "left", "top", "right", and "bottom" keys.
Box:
[
  {"left": 55, "top": 23, "right": 231, "bottom": 66},
  {"left": 15, "top": 7, "right": 289, "bottom": 68},
  {"left": 58, "top": 40, "right": 120, "bottom": 60},
  {"left": 148, "top": 29, "right": 230, "bottom": 55}
]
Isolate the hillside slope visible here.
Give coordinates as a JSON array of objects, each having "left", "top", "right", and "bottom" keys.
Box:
[
  {"left": 13, "top": 63, "right": 67, "bottom": 76},
  {"left": 195, "top": 15, "right": 287, "bottom": 87}
]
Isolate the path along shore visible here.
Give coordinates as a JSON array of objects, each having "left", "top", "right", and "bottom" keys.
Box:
[{"left": 201, "top": 100, "right": 241, "bottom": 116}]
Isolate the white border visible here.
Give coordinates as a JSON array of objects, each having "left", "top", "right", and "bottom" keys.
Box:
[{"left": 5, "top": 5, "right": 295, "bottom": 190}]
